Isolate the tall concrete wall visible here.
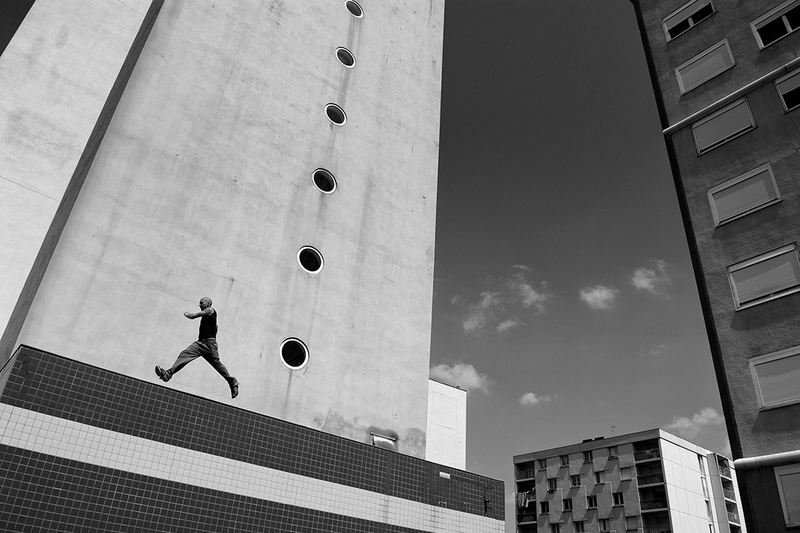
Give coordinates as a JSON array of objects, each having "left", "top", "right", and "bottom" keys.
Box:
[
  {"left": 0, "top": 0, "right": 153, "bottom": 356},
  {"left": 5, "top": 0, "right": 444, "bottom": 458}
]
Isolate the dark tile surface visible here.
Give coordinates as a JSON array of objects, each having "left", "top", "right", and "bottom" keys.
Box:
[
  {"left": 0, "top": 346, "right": 504, "bottom": 520},
  {"left": 0, "top": 444, "right": 427, "bottom": 532}
]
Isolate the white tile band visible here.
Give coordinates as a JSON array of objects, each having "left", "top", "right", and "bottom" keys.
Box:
[{"left": 0, "top": 403, "right": 503, "bottom": 532}]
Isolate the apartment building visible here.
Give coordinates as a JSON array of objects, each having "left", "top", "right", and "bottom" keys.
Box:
[
  {"left": 513, "top": 429, "right": 745, "bottom": 533},
  {"left": 629, "top": 1, "right": 800, "bottom": 530}
]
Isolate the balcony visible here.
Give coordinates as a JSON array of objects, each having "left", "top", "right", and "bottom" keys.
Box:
[
  {"left": 723, "top": 488, "right": 736, "bottom": 501},
  {"left": 517, "top": 512, "right": 537, "bottom": 525},
  {"left": 637, "top": 473, "right": 664, "bottom": 485},
  {"left": 517, "top": 469, "right": 536, "bottom": 481},
  {"left": 728, "top": 511, "right": 740, "bottom": 524},
  {"left": 644, "top": 529, "right": 671, "bottom": 533},
  {"left": 719, "top": 465, "right": 732, "bottom": 478},
  {"left": 640, "top": 498, "right": 668, "bottom": 511},
  {"left": 635, "top": 449, "right": 661, "bottom": 461}
]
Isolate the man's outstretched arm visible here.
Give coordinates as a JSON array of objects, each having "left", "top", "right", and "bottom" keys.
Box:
[{"left": 184, "top": 307, "right": 213, "bottom": 319}]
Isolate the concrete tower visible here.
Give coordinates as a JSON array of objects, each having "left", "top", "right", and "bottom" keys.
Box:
[
  {"left": 1, "top": 0, "right": 441, "bottom": 457},
  {"left": 631, "top": 0, "right": 800, "bottom": 530}
]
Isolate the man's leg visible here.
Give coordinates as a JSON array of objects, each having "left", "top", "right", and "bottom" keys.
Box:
[
  {"left": 155, "top": 342, "right": 203, "bottom": 382},
  {"left": 198, "top": 339, "right": 239, "bottom": 398}
]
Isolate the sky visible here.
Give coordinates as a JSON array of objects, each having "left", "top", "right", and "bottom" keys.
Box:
[{"left": 430, "top": 0, "right": 728, "bottom": 527}]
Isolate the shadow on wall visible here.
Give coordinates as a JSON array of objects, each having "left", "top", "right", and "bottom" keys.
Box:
[
  {"left": 729, "top": 294, "right": 800, "bottom": 331},
  {"left": 752, "top": 401, "right": 800, "bottom": 436}
]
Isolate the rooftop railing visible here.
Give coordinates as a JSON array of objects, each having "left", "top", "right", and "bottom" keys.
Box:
[{"left": 635, "top": 449, "right": 661, "bottom": 461}]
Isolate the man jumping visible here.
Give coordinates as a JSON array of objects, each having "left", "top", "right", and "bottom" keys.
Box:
[{"left": 155, "top": 297, "right": 239, "bottom": 399}]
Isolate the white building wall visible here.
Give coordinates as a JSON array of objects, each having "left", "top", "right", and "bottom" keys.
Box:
[
  {"left": 426, "top": 379, "right": 466, "bottom": 469},
  {"left": 660, "top": 434, "right": 716, "bottom": 532}
]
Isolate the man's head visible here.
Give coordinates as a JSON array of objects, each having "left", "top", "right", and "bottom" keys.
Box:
[{"left": 199, "top": 297, "right": 213, "bottom": 309}]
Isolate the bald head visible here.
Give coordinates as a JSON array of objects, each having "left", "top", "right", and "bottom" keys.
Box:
[{"left": 199, "top": 297, "right": 213, "bottom": 309}]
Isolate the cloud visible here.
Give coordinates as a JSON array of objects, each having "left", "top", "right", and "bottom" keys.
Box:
[
  {"left": 720, "top": 436, "right": 732, "bottom": 458},
  {"left": 430, "top": 363, "right": 491, "bottom": 394},
  {"left": 497, "top": 318, "right": 522, "bottom": 333},
  {"left": 664, "top": 407, "right": 724, "bottom": 440},
  {"left": 631, "top": 259, "right": 672, "bottom": 298},
  {"left": 579, "top": 285, "right": 619, "bottom": 310},
  {"left": 455, "top": 266, "right": 552, "bottom": 334},
  {"left": 518, "top": 392, "right": 553, "bottom": 407}
]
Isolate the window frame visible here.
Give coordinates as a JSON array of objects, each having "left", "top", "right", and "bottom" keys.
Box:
[
  {"left": 608, "top": 446, "right": 618, "bottom": 458},
  {"left": 538, "top": 458, "right": 548, "bottom": 470},
  {"left": 727, "top": 243, "right": 800, "bottom": 310},
  {"left": 663, "top": 0, "right": 716, "bottom": 42},
  {"left": 613, "top": 492, "right": 624, "bottom": 506},
  {"left": 574, "top": 520, "right": 585, "bottom": 533},
  {"left": 583, "top": 450, "right": 593, "bottom": 463},
  {"left": 775, "top": 68, "right": 800, "bottom": 112},
  {"left": 750, "top": 345, "right": 800, "bottom": 409},
  {"left": 563, "top": 497, "right": 573, "bottom": 512},
  {"left": 775, "top": 463, "right": 800, "bottom": 526},
  {"left": 595, "top": 471, "right": 606, "bottom": 484},
  {"left": 691, "top": 98, "right": 756, "bottom": 154},
  {"left": 707, "top": 163, "right": 780, "bottom": 226},
  {"left": 548, "top": 478, "right": 558, "bottom": 491},
  {"left": 540, "top": 501, "right": 550, "bottom": 514},
  {"left": 570, "top": 474, "right": 581, "bottom": 488},
  {"left": 587, "top": 495, "right": 598, "bottom": 509},
  {"left": 751, "top": 0, "right": 800, "bottom": 49},
  {"left": 599, "top": 518, "right": 610, "bottom": 532},
  {"left": 676, "top": 39, "right": 735, "bottom": 94},
  {"left": 560, "top": 454, "right": 570, "bottom": 467}
]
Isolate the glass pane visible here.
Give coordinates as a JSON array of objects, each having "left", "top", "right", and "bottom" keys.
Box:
[
  {"left": 694, "top": 101, "right": 753, "bottom": 152},
  {"left": 679, "top": 44, "right": 734, "bottom": 92},
  {"left": 712, "top": 169, "right": 778, "bottom": 223},
  {"left": 759, "top": 17, "right": 789, "bottom": 46},
  {"left": 731, "top": 251, "right": 800, "bottom": 305},
  {"left": 779, "top": 470, "right": 800, "bottom": 522},
  {"left": 755, "top": 353, "right": 800, "bottom": 406},
  {"left": 787, "top": 5, "right": 800, "bottom": 30}
]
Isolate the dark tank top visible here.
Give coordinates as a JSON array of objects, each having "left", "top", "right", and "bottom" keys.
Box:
[{"left": 198, "top": 309, "right": 218, "bottom": 340}]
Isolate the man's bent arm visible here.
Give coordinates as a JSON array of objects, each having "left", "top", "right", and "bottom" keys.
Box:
[{"left": 184, "top": 307, "right": 214, "bottom": 319}]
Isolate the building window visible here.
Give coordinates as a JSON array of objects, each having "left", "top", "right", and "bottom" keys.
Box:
[
  {"left": 298, "top": 246, "right": 324, "bottom": 273},
  {"left": 563, "top": 498, "right": 573, "bottom": 512},
  {"left": 312, "top": 168, "right": 337, "bottom": 193},
  {"left": 574, "top": 520, "right": 585, "bottom": 533},
  {"left": 325, "top": 103, "right": 347, "bottom": 125},
  {"left": 613, "top": 492, "right": 624, "bottom": 506},
  {"left": 550, "top": 524, "right": 560, "bottom": 533},
  {"left": 571, "top": 474, "right": 581, "bottom": 487},
  {"left": 752, "top": 0, "right": 800, "bottom": 49},
  {"left": 587, "top": 495, "right": 598, "bottom": 508},
  {"left": 583, "top": 451, "right": 593, "bottom": 463},
  {"left": 540, "top": 501, "right": 550, "bottom": 514},
  {"left": 698, "top": 455, "right": 706, "bottom": 475},
  {"left": 371, "top": 432, "right": 396, "bottom": 451},
  {"left": 692, "top": 98, "right": 755, "bottom": 154},
  {"left": 538, "top": 459, "right": 548, "bottom": 470},
  {"left": 621, "top": 467, "right": 633, "bottom": 481},
  {"left": 595, "top": 471, "right": 606, "bottom": 484},
  {"left": 663, "top": 0, "right": 716, "bottom": 41},
  {"left": 608, "top": 446, "right": 618, "bottom": 458},
  {"left": 676, "top": 39, "right": 735, "bottom": 94},
  {"left": 599, "top": 518, "right": 610, "bottom": 532},
  {"left": 280, "top": 338, "right": 310, "bottom": 370},
  {"left": 775, "top": 463, "right": 800, "bottom": 526},
  {"left": 548, "top": 478, "right": 558, "bottom": 491},
  {"left": 625, "top": 516, "right": 640, "bottom": 530},
  {"left": 728, "top": 243, "right": 800, "bottom": 310},
  {"left": 561, "top": 454, "right": 570, "bottom": 466},
  {"left": 750, "top": 345, "right": 800, "bottom": 408},
  {"left": 776, "top": 68, "right": 800, "bottom": 111},
  {"left": 708, "top": 163, "right": 780, "bottom": 226},
  {"left": 335, "top": 47, "right": 356, "bottom": 68}
]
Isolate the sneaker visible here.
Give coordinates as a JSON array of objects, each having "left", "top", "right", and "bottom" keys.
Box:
[
  {"left": 155, "top": 365, "right": 171, "bottom": 382},
  {"left": 229, "top": 378, "right": 239, "bottom": 399}
]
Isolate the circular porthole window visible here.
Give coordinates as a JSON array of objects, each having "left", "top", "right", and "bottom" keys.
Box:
[
  {"left": 336, "top": 47, "right": 356, "bottom": 68},
  {"left": 313, "top": 168, "right": 337, "bottom": 193},
  {"left": 325, "top": 103, "right": 347, "bottom": 126},
  {"left": 280, "top": 338, "right": 309, "bottom": 370},
  {"left": 345, "top": 0, "right": 363, "bottom": 18},
  {"left": 297, "top": 246, "right": 324, "bottom": 273}
]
